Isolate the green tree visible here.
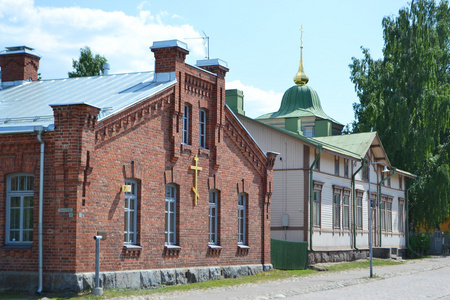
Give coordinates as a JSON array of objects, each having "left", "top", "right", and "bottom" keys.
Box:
[
  {"left": 68, "top": 46, "right": 108, "bottom": 78},
  {"left": 349, "top": 0, "right": 450, "bottom": 230}
]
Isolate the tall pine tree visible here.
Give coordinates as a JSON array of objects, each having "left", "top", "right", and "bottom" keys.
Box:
[{"left": 349, "top": 0, "right": 450, "bottom": 230}]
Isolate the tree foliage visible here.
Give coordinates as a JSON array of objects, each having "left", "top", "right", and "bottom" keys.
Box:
[
  {"left": 349, "top": 0, "right": 450, "bottom": 230},
  {"left": 68, "top": 46, "right": 108, "bottom": 78}
]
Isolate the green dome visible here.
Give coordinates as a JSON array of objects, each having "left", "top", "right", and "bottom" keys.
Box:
[{"left": 257, "top": 85, "right": 338, "bottom": 122}]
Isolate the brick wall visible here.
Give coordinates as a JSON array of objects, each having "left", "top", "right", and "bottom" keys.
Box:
[{"left": 0, "top": 44, "right": 274, "bottom": 279}]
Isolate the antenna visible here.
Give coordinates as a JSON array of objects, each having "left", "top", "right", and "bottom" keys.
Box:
[{"left": 185, "top": 30, "right": 210, "bottom": 59}]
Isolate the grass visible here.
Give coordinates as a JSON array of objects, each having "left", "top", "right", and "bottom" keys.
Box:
[{"left": 0, "top": 259, "right": 402, "bottom": 299}]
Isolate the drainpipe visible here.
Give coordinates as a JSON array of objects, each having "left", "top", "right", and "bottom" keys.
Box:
[
  {"left": 35, "top": 126, "right": 45, "bottom": 294},
  {"left": 352, "top": 158, "right": 365, "bottom": 250},
  {"left": 309, "top": 146, "right": 322, "bottom": 252},
  {"left": 378, "top": 167, "right": 396, "bottom": 247},
  {"left": 406, "top": 176, "right": 421, "bottom": 249}
]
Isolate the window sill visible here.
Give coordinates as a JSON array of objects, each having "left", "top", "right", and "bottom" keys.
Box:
[
  {"left": 208, "top": 244, "right": 222, "bottom": 249},
  {"left": 123, "top": 244, "right": 142, "bottom": 250},
  {"left": 2, "top": 244, "right": 32, "bottom": 250},
  {"left": 238, "top": 244, "right": 250, "bottom": 249},
  {"left": 164, "top": 244, "right": 181, "bottom": 256}
]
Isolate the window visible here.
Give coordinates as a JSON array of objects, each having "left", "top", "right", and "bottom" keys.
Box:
[
  {"left": 343, "top": 192, "right": 350, "bottom": 229},
  {"left": 344, "top": 159, "right": 349, "bottom": 178},
  {"left": 199, "top": 109, "right": 206, "bottom": 148},
  {"left": 333, "top": 194, "right": 341, "bottom": 229},
  {"left": 182, "top": 104, "right": 190, "bottom": 145},
  {"left": 165, "top": 185, "right": 177, "bottom": 245},
  {"left": 380, "top": 199, "right": 386, "bottom": 231},
  {"left": 238, "top": 193, "right": 247, "bottom": 245},
  {"left": 399, "top": 175, "right": 403, "bottom": 190},
  {"left": 209, "top": 190, "right": 218, "bottom": 245},
  {"left": 335, "top": 156, "right": 339, "bottom": 176},
  {"left": 398, "top": 199, "right": 405, "bottom": 232},
  {"left": 387, "top": 201, "right": 392, "bottom": 231},
  {"left": 356, "top": 194, "right": 363, "bottom": 230},
  {"left": 6, "top": 174, "right": 34, "bottom": 244},
  {"left": 124, "top": 179, "right": 138, "bottom": 245},
  {"left": 312, "top": 181, "right": 323, "bottom": 227},
  {"left": 387, "top": 176, "right": 391, "bottom": 187},
  {"left": 313, "top": 191, "right": 321, "bottom": 226}
]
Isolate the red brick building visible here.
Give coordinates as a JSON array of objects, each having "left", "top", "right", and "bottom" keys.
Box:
[{"left": 0, "top": 42, "right": 276, "bottom": 293}]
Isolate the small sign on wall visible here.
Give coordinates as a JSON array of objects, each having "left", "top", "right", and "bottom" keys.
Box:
[{"left": 122, "top": 185, "right": 131, "bottom": 193}]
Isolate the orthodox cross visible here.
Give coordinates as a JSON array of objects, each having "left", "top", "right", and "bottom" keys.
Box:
[{"left": 190, "top": 155, "right": 202, "bottom": 205}]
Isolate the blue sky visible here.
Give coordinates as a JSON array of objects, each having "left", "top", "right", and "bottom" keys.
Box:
[{"left": 0, "top": 0, "right": 411, "bottom": 126}]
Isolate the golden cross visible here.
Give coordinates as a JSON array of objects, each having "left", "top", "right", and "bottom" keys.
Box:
[{"left": 190, "top": 154, "right": 202, "bottom": 205}]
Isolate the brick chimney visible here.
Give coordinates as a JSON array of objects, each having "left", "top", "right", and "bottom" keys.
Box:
[
  {"left": 150, "top": 40, "right": 189, "bottom": 74},
  {"left": 0, "top": 46, "right": 41, "bottom": 88}
]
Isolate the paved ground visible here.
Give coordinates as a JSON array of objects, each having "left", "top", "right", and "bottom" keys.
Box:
[{"left": 114, "top": 256, "right": 450, "bottom": 300}]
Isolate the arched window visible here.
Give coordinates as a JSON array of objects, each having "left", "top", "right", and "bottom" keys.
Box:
[{"left": 6, "top": 173, "right": 35, "bottom": 244}]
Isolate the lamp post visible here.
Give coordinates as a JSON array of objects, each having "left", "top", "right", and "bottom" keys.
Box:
[{"left": 368, "top": 161, "right": 389, "bottom": 278}]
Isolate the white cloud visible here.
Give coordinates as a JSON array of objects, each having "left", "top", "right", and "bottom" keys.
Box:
[
  {"left": 0, "top": 0, "right": 205, "bottom": 79},
  {"left": 226, "top": 80, "right": 283, "bottom": 118}
]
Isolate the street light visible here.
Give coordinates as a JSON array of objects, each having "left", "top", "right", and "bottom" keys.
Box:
[{"left": 368, "top": 161, "right": 389, "bottom": 278}]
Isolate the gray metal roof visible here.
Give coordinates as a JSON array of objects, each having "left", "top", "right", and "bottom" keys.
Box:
[{"left": 0, "top": 71, "right": 176, "bottom": 133}]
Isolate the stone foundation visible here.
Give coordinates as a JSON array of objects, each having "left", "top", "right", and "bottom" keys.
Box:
[
  {"left": 0, "top": 264, "right": 272, "bottom": 293},
  {"left": 308, "top": 250, "right": 369, "bottom": 264}
]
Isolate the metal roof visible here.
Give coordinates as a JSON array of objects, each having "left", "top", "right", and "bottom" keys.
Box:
[
  {"left": 256, "top": 85, "right": 342, "bottom": 125},
  {"left": 0, "top": 71, "right": 176, "bottom": 133},
  {"left": 312, "top": 132, "right": 377, "bottom": 158}
]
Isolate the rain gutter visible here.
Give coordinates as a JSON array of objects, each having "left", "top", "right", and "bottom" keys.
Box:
[{"left": 34, "top": 126, "right": 45, "bottom": 294}]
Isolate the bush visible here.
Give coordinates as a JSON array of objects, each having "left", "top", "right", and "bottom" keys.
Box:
[{"left": 407, "top": 233, "right": 431, "bottom": 258}]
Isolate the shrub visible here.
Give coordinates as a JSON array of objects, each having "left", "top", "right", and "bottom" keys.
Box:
[{"left": 407, "top": 233, "right": 431, "bottom": 258}]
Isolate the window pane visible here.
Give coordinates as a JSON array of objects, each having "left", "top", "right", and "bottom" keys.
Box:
[
  {"left": 27, "top": 176, "right": 34, "bottom": 190},
  {"left": 124, "top": 211, "right": 128, "bottom": 232},
  {"left": 130, "top": 211, "right": 135, "bottom": 234},
  {"left": 10, "top": 196, "right": 21, "bottom": 208},
  {"left": 9, "top": 230, "right": 19, "bottom": 242},
  {"left": 23, "top": 230, "right": 33, "bottom": 242},
  {"left": 343, "top": 196, "right": 349, "bottom": 205},
  {"left": 10, "top": 208, "right": 20, "bottom": 229},
  {"left": 23, "top": 207, "right": 33, "bottom": 230},
  {"left": 24, "top": 196, "right": 33, "bottom": 207},
  {"left": 11, "top": 176, "right": 18, "bottom": 191},
  {"left": 19, "top": 176, "right": 26, "bottom": 191}
]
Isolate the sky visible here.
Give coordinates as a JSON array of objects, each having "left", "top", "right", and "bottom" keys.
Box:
[{"left": 0, "top": 0, "right": 412, "bottom": 126}]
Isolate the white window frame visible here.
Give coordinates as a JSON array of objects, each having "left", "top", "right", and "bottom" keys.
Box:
[
  {"left": 199, "top": 108, "right": 206, "bottom": 149},
  {"left": 182, "top": 104, "right": 190, "bottom": 145},
  {"left": 165, "top": 184, "right": 177, "bottom": 245},
  {"left": 124, "top": 179, "right": 138, "bottom": 245},
  {"left": 238, "top": 193, "right": 247, "bottom": 245},
  {"left": 209, "top": 190, "right": 218, "bottom": 245},
  {"left": 356, "top": 191, "right": 364, "bottom": 230},
  {"left": 6, "top": 173, "right": 34, "bottom": 244}
]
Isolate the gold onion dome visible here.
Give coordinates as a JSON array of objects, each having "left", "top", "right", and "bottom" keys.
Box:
[{"left": 293, "top": 26, "right": 309, "bottom": 85}]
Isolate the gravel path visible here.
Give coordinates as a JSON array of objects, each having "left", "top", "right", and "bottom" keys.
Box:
[{"left": 111, "top": 256, "right": 450, "bottom": 300}]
